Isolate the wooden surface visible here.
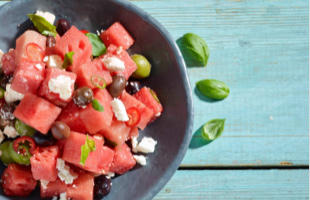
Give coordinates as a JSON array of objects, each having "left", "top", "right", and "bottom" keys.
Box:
[{"left": 0, "top": 0, "right": 309, "bottom": 199}]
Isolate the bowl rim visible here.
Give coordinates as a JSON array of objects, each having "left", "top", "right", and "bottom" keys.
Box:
[{"left": 0, "top": 0, "right": 194, "bottom": 199}]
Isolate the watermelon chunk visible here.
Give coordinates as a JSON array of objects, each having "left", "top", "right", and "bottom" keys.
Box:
[
  {"left": 13, "top": 93, "right": 62, "bottom": 134},
  {"left": 56, "top": 100, "right": 87, "bottom": 133},
  {"left": 110, "top": 143, "right": 136, "bottom": 174},
  {"left": 67, "top": 172, "right": 94, "bottom": 200},
  {"left": 99, "top": 45, "right": 137, "bottom": 80},
  {"left": 40, "top": 178, "right": 67, "bottom": 198},
  {"left": 98, "top": 146, "right": 115, "bottom": 173},
  {"left": 1, "top": 164, "right": 37, "bottom": 197},
  {"left": 38, "top": 68, "right": 76, "bottom": 106},
  {"left": 11, "top": 61, "right": 45, "bottom": 94},
  {"left": 56, "top": 139, "right": 66, "bottom": 157},
  {"left": 62, "top": 131, "right": 104, "bottom": 173},
  {"left": 120, "top": 91, "right": 154, "bottom": 130},
  {"left": 30, "top": 146, "right": 60, "bottom": 181},
  {"left": 99, "top": 120, "right": 131, "bottom": 149},
  {"left": 54, "top": 26, "right": 92, "bottom": 73},
  {"left": 127, "top": 126, "right": 139, "bottom": 140},
  {"left": 76, "top": 59, "right": 112, "bottom": 89},
  {"left": 80, "top": 89, "right": 113, "bottom": 134},
  {"left": 100, "top": 22, "right": 134, "bottom": 50},
  {"left": 1, "top": 49, "right": 17, "bottom": 75},
  {"left": 134, "top": 87, "right": 163, "bottom": 120},
  {"left": 15, "top": 30, "right": 46, "bottom": 65}
]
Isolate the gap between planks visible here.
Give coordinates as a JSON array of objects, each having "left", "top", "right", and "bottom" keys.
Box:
[{"left": 178, "top": 164, "right": 309, "bottom": 170}]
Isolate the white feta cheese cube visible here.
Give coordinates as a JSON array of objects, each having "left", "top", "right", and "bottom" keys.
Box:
[
  {"left": 52, "top": 196, "right": 58, "bottom": 200},
  {"left": 35, "top": 63, "right": 43, "bottom": 70},
  {"left": 48, "top": 75, "right": 74, "bottom": 101},
  {"left": 35, "top": 11, "right": 56, "bottom": 25},
  {"left": 56, "top": 158, "right": 78, "bottom": 185},
  {"left": 59, "top": 192, "right": 67, "bottom": 200},
  {"left": 116, "top": 46, "right": 123, "bottom": 54},
  {"left": 0, "top": 49, "right": 4, "bottom": 69},
  {"left": 0, "top": 130, "right": 4, "bottom": 144},
  {"left": 40, "top": 180, "right": 49, "bottom": 189},
  {"left": 4, "top": 84, "right": 24, "bottom": 103},
  {"left": 44, "top": 55, "right": 63, "bottom": 69},
  {"left": 133, "top": 155, "right": 147, "bottom": 166},
  {"left": 3, "top": 126, "right": 19, "bottom": 139},
  {"left": 102, "top": 56, "right": 125, "bottom": 72},
  {"left": 131, "top": 137, "right": 138, "bottom": 149},
  {"left": 106, "top": 172, "right": 115, "bottom": 178},
  {"left": 132, "top": 137, "right": 157, "bottom": 153},
  {"left": 110, "top": 98, "right": 129, "bottom": 121}
]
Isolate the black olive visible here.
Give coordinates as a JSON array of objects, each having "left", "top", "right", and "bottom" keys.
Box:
[
  {"left": 46, "top": 35, "right": 56, "bottom": 47},
  {"left": 94, "top": 175, "right": 112, "bottom": 199},
  {"left": 108, "top": 74, "right": 126, "bottom": 98},
  {"left": 33, "top": 131, "right": 56, "bottom": 146},
  {"left": 73, "top": 87, "right": 93, "bottom": 107},
  {"left": 55, "top": 19, "right": 70, "bottom": 36},
  {"left": 51, "top": 121, "right": 70, "bottom": 140},
  {"left": 0, "top": 75, "right": 13, "bottom": 89},
  {"left": 125, "top": 81, "right": 142, "bottom": 95},
  {"left": 0, "top": 103, "right": 16, "bottom": 121}
]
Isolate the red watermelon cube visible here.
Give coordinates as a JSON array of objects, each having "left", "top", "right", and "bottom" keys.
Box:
[
  {"left": 1, "top": 49, "right": 17, "bottom": 75},
  {"left": 76, "top": 59, "right": 112, "bottom": 89},
  {"left": 40, "top": 178, "right": 67, "bottom": 198},
  {"left": 98, "top": 146, "right": 115, "bottom": 173},
  {"left": 99, "top": 120, "right": 131, "bottom": 149},
  {"left": 62, "top": 131, "right": 103, "bottom": 173},
  {"left": 80, "top": 89, "right": 113, "bottom": 134},
  {"left": 67, "top": 172, "right": 94, "bottom": 200},
  {"left": 110, "top": 143, "right": 136, "bottom": 174},
  {"left": 38, "top": 68, "right": 76, "bottom": 106},
  {"left": 127, "top": 126, "right": 139, "bottom": 140},
  {"left": 13, "top": 93, "right": 62, "bottom": 134},
  {"left": 99, "top": 45, "right": 137, "bottom": 80},
  {"left": 54, "top": 26, "right": 92, "bottom": 73},
  {"left": 56, "top": 139, "right": 66, "bottom": 157},
  {"left": 134, "top": 87, "right": 163, "bottom": 120},
  {"left": 30, "top": 146, "right": 60, "bottom": 181},
  {"left": 11, "top": 61, "right": 45, "bottom": 94},
  {"left": 56, "top": 100, "right": 87, "bottom": 133},
  {"left": 100, "top": 22, "right": 134, "bottom": 50},
  {"left": 1, "top": 164, "right": 37, "bottom": 197},
  {"left": 15, "top": 30, "right": 46, "bottom": 65},
  {"left": 120, "top": 91, "right": 154, "bottom": 130}
]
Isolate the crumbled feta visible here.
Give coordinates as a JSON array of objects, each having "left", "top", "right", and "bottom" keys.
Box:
[
  {"left": 132, "top": 137, "right": 157, "bottom": 153},
  {"left": 133, "top": 155, "right": 147, "bottom": 166},
  {"left": 4, "top": 84, "right": 24, "bottom": 103},
  {"left": 3, "top": 126, "right": 19, "bottom": 139},
  {"left": 102, "top": 56, "right": 125, "bottom": 72},
  {"left": 56, "top": 158, "right": 78, "bottom": 184},
  {"left": 110, "top": 98, "right": 129, "bottom": 121},
  {"left": 0, "top": 49, "right": 4, "bottom": 69},
  {"left": 116, "top": 46, "right": 123, "bottom": 54},
  {"left": 44, "top": 55, "right": 63, "bottom": 69},
  {"left": 0, "top": 130, "right": 4, "bottom": 144},
  {"left": 35, "top": 11, "right": 56, "bottom": 25},
  {"left": 155, "top": 112, "right": 161, "bottom": 117},
  {"left": 106, "top": 172, "right": 115, "bottom": 178},
  {"left": 52, "top": 197, "right": 58, "bottom": 200},
  {"left": 41, "top": 180, "right": 49, "bottom": 189},
  {"left": 48, "top": 75, "right": 74, "bottom": 100},
  {"left": 131, "top": 137, "right": 138, "bottom": 149},
  {"left": 94, "top": 135, "right": 103, "bottom": 141},
  {"left": 59, "top": 192, "right": 67, "bottom": 200},
  {"left": 35, "top": 63, "right": 43, "bottom": 70}
]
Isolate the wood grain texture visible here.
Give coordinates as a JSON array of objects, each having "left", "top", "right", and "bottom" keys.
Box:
[
  {"left": 130, "top": 0, "right": 309, "bottom": 166},
  {"left": 154, "top": 169, "right": 309, "bottom": 199}
]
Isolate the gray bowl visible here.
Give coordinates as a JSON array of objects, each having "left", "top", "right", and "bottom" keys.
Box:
[{"left": 0, "top": 0, "right": 193, "bottom": 199}]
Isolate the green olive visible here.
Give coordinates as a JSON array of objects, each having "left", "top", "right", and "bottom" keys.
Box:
[
  {"left": 15, "top": 119, "right": 36, "bottom": 137},
  {"left": 131, "top": 54, "right": 151, "bottom": 79},
  {"left": 0, "top": 141, "right": 14, "bottom": 165}
]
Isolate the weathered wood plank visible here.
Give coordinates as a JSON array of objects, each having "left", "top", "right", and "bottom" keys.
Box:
[{"left": 155, "top": 170, "right": 309, "bottom": 199}]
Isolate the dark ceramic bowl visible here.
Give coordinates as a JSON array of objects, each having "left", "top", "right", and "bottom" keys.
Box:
[{"left": 0, "top": 0, "right": 193, "bottom": 199}]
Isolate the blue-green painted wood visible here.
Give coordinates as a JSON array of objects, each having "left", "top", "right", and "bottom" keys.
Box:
[{"left": 154, "top": 169, "right": 309, "bottom": 199}]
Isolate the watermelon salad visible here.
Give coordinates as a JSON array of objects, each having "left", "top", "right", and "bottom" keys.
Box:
[{"left": 0, "top": 11, "right": 163, "bottom": 200}]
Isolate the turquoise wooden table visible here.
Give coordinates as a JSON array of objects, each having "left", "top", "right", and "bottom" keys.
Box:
[{"left": 0, "top": 0, "right": 309, "bottom": 199}]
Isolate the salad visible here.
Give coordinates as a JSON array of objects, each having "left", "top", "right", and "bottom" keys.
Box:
[{"left": 0, "top": 11, "right": 163, "bottom": 200}]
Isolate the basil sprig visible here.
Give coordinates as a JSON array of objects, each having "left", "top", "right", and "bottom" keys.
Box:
[
  {"left": 27, "top": 14, "right": 57, "bottom": 37},
  {"left": 62, "top": 52, "right": 75, "bottom": 69},
  {"left": 80, "top": 135, "right": 96, "bottom": 166},
  {"left": 85, "top": 33, "right": 107, "bottom": 57},
  {"left": 202, "top": 119, "right": 225, "bottom": 141},
  {"left": 182, "top": 33, "right": 210, "bottom": 67},
  {"left": 196, "top": 79, "right": 230, "bottom": 100},
  {"left": 92, "top": 99, "right": 104, "bottom": 112}
]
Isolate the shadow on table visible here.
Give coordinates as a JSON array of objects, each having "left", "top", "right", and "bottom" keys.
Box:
[
  {"left": 189, "top": 125, "right": 213, "bottom": 149},
  {"left": 176, "top": 37, "right": 204, "bottom": 68}
]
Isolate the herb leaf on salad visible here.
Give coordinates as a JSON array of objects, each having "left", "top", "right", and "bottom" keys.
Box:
[
  {"left": 80, "top": 135, "right": 96, "bottom": 166},
  {"left": 85, "top": 33, "right": 107, "bottom": 57},
  {"left": 202, "top": 119, "right": 226, "bottom": 141},
  {"left": 92, "top": 99, "right": 104, "bottom": 112},
  {"left": 62, "top": 51, "right": 75, "bottom": 69},
  {"left": 27, "top": 14, "right": 57, "bottom": 37}
]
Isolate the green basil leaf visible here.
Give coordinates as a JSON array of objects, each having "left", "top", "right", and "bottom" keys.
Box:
[
  {"left": 62, "top": 51, "right": 75, "bottom": 69},
  {"left": 196, "top": 79, "right": 230, "bottom": 100},
  {"left": 92, "top": 99, "right": 104, "bottom": 112},
  {"left": 85, "top": 33, "right": 107, "bottom": 57},
  {"left": 202, "top": 119, "right": 225, "bottom": 141},
  {"left": 182, "top": 33, "right": 210, "bottom": 67},
  {"left": 80, "top": 135, "right": 96, "bottom": 166},
  {"left": 27, "top": 14, "right": 57, "bottom": 37}
]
